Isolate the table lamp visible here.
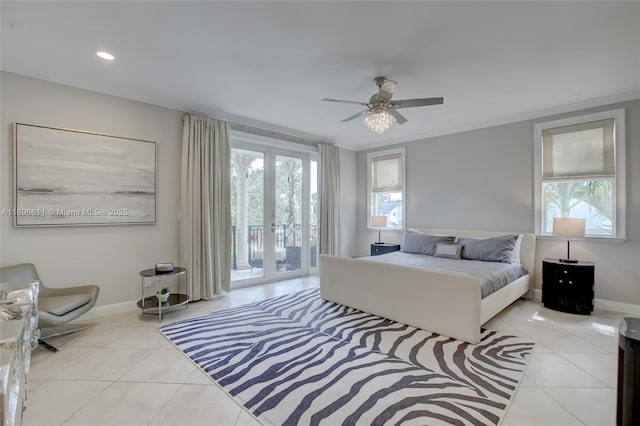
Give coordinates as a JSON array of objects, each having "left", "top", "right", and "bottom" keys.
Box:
[
  {"left": 553, "top": 217, "right": 585, "bottom": 263},
  {"left": 371, "top": 215, "right": 388, "bottom": 244}
]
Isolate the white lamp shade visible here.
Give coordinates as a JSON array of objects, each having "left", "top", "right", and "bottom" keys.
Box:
[
  {"left": 553, "top": 217, "right": 586, "bottom": 237},
  {"left": 371, "top": 215, "right": 388, "bottom": 228}
]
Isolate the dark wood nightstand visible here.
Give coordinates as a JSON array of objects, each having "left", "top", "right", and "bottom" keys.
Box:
[
  {"left": 371, "top": 243, "right": 401, "bottom": 256},
  {"left": 542, "top": 258, "right": 594, "bottom": 314}
]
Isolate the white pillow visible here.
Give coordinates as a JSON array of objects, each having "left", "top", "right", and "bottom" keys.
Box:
[
  {"left": 511, "top": 234, "right": 523, "bottom": 264},
  {"left": 434, "top": 243, "right": 463, "bottom": 259}
]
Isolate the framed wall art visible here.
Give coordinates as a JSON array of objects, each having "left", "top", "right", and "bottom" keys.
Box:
[{"left": 13, "top": 123, "right": 156, "bottom": 227}]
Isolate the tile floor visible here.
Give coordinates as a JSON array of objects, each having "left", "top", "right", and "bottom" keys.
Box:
[{"left": 23, "top": 276, "right": 624, "bottom": 426}]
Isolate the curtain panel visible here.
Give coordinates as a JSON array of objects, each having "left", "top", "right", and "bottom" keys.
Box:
[
  {"left": 180, "top": 114, "right": 231, "bottom": 300},
  {"left": 318, "top": 144, "right": 341, "bottom": 256}
]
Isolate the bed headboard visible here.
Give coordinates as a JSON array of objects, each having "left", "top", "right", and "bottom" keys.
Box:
[{"left": 411, "top": 228, "right": 536, "bottom": 280}]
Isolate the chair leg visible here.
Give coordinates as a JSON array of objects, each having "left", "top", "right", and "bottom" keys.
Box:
[
  {"left": 38, "top": 339, "right": 59, "bottom": 352},
  {"left": 38, "top": 324, "right": 91, "bottom": 352}
]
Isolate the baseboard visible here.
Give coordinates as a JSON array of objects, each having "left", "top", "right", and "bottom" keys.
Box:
[
  {"left": 533, "top": 289, "right": 542, "bottom": 302},
  {"left": 72, "top": 299, "right": 139, "bottom": 322},
  {"left": 72, "top": 290, "right": 640, "bottom": 323},
  {"left": 595, "top": 299, "right": 640, "bottom": 316},
  {"left": 531, "top": 289, "right": 640, "bottom": 315}
]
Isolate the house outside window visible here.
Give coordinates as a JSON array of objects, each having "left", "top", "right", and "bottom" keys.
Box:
[
  {"left": 367, "top": 147, "right": 405, "bottom": 229},
  {"left": 534, "top": 109, "right": 626, "bottom": 238}
]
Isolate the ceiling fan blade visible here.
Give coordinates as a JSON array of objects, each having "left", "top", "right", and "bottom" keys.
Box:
[
  {"left": 391, "top": 97, "right": 444, "bottom": 109},
  {"left": 340, "top": 110, "right": 368, "bottom": 122},
  {"left": 388, "top": 109, "right": 408, "bottom": 124},
  {"left": 322, "top": 98, "right": 369, "bottom": 106}
]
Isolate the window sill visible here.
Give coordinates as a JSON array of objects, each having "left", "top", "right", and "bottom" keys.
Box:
[
  {"left": 535, "top": 234, "right": 626, "bottom": 243},
  {"left": 367, "top": 227, "right": 404, "bottom": 232}
]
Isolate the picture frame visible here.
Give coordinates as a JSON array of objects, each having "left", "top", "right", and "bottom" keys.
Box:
[{"left": 13, "top": 123, "right": 157, "bottom": 227}]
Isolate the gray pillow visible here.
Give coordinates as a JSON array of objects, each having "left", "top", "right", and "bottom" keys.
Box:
[
  {"left": 401, "top": 230, "right": 455, "bottom": 256},
  {"left": 458, "top": 235, "right": 518, "bottom": 263}
]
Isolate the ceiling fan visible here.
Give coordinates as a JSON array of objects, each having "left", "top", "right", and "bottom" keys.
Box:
[{"left": 322, "top": 77, "right": 444, "bottom": 134}]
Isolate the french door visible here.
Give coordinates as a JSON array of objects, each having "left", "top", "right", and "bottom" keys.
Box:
[{"left": 230, "top": 142, "right": 318, "bottom": 286}]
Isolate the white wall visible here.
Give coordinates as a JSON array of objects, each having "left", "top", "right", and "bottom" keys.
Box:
[
  {"left": 338, "top": 147, "right": 357, "bottom": 257},
  {"left": 356, "top": 99, "right": 640, "bottom": 305},
  {"left": 1, "top": 72, "right": 183, "bottom": 307}
]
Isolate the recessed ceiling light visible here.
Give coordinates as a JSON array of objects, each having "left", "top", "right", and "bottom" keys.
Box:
[{"left": 96, "top": 51, "right": 115, "bottom": 61}]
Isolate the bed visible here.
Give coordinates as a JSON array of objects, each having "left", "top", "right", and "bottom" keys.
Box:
[{"left": 320, "top": 228, "right": 536, "bottom": 344}]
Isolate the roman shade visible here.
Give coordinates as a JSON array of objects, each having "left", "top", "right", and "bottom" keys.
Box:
[
  {"left": 542, "top": 118, "right": 615, "bottom": 179},
  {"left": 372, "top": 154, "right": 401, "bottom": 192}
]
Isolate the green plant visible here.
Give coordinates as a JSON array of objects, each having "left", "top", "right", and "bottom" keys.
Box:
[{"left": 157, "top": 286, "right": 170, "bottom": 295}]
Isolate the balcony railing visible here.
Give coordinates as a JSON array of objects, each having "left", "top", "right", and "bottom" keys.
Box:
[{"left": 231, "top": 224, "right": 317, "bottom": 270}]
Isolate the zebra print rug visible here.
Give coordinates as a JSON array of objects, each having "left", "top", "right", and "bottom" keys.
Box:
[{"left": 160, "top": 288, "right": 533, "bottom": 426}]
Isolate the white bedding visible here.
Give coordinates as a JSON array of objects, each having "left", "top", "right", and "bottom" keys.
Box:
[{"left": 359, "top": 251, "right": 527, "bottom": 298}]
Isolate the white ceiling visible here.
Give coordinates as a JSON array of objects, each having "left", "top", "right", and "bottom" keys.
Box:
[{"left": 2, "top": 1, "right": 639, "bottom": 151}]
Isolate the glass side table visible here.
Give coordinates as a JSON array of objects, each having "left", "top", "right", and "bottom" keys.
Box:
[
  {"left": 1, "top": 320, "right": 26, "bottom": 426},
  {"left": 137, "top": 267, "right": 188, "bottom": 322},
  {"left": 1, "top": 280, "right": 39, "bottom": 376}
]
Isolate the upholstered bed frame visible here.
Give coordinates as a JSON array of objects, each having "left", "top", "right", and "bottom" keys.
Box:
[{"left": 320, "top": 228, "right": 536, "bottom": 344}]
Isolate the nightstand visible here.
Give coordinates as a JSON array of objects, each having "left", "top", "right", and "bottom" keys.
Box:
[
  {"left": 542, "top": 258, "right": 594, "bottom": 314},
  {"left": 371, "top": 243, "right": 400, "bottom": 256}
]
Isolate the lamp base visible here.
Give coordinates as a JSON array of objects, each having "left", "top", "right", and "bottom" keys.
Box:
[
  {"left": 559, "top": 258, "right": 579, "bottom": 264},
  {"left": 373, "top": 242, "right": 385, "bottom": 245}
]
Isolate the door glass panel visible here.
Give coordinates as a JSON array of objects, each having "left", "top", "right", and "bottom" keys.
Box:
[
  {"left": 310, "top": 160, "right": 318, "bottom": 269},
  {"left": 275, "top": 155, "right": 303, "bottom": 274},
  {"left": 230, "top": 149, "right": 264, "bottom": 282}
]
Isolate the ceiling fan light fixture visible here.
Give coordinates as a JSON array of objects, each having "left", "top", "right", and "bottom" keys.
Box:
[
  {"left": 322, "top": 77, "right": 443, "bottom": 131},
  {"left": 363, "top": 110, "right": 396, "bottom": 134},
  {"left": 381, "top": 79, "right": 398, "bottom": 95}
]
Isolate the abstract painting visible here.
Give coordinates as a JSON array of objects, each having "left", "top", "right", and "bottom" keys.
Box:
[{"left": 14, "top": 123, "right": 156, "bottom": 226}]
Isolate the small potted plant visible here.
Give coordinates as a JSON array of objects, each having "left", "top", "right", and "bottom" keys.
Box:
[{"left": 156, "top": 286, "right": 170, "bottom": 303}]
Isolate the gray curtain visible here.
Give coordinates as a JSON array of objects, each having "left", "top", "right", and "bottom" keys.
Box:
[
  {"left": 180, "top": 114, "right": 231, "bottom": 299},
  {"left": 318, "top": 144, "right": 341, "bottom": 256}
]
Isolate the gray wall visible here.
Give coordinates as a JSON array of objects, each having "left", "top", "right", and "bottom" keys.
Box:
[
  {"left": 0, "top": 72, "right": 355, "bottom": 307},
  {"left": 356, "top": 99, "right": 640, "bottom": 305},
  {"left": 1, "top": 72, "right": 183, "bottom": 307},
  {"left": 3, "top": 71, "right": 636, "bottom": 306}
]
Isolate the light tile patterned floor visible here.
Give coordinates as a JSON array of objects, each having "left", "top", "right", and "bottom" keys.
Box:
[{"left": 23, "top": 276, "right": 624, "bottom": 426}]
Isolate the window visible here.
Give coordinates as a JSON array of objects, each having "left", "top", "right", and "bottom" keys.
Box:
[
  {"left": 534, "top": 109, "right": 626, "bottom": 238},
  {"left": 367, "top": 147, "right": 405, "bottom": 229}
]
